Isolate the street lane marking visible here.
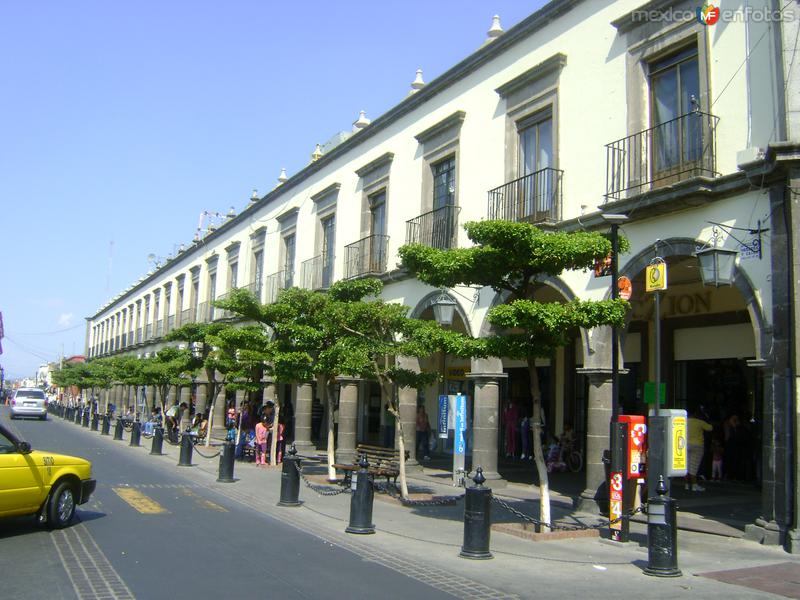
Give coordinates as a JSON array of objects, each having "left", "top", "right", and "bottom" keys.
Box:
[
  {"left": 112, "top": 487, "right": 169, "bottom": 514},
  {"left": 52, "top": 522, "right": 136, "bottom": 600},
  {"left": 182, "top": 487, "right": 228, "bottom": 512}
]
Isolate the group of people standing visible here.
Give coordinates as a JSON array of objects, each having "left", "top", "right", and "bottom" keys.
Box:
[{"left": 225, "top": 400, "right": 285, "bottom": 465}]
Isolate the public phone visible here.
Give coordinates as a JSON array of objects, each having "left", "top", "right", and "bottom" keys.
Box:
[
  {"left": 619, "top": 415, "right": 647, "bottom": 479},
  {"left": 648, "top": 408, "right": 687, "bottom": 478}
]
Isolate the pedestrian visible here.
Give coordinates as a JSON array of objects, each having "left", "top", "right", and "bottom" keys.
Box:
[
  {"left": 711, "top": 435, "right": 724, "bottom": 481},
  {"left": 503, "top": 401, "right": 520, "bottom": 458},
  {"left": 254, "top": 415, "right": 270, "bottom": 465},
  {"left": 415, "top": 405, "right": 431, "bottom": 461},
  {"left": 686, "top": 408, "right": 713, "bottom": 491}
]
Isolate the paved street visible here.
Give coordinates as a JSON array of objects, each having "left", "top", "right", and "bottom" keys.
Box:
[{"left": 2, "top": 407, "right": 800, "bottom": 600}]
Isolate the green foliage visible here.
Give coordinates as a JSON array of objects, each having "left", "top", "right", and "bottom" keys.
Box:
[{"left": 399, "top": 220, "right": 629, "bottom": 295}]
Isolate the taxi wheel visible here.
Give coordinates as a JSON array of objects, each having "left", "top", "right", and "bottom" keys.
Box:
[{"left": 47, "top": 482, "right": 76, "bottom": 529}]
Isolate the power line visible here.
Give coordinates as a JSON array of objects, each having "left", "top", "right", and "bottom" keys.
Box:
[{"left": 11, "top": 323, "right": 84, "bottom": 335}]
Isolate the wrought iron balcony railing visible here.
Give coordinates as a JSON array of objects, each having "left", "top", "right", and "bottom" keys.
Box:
[
  {"left": 155, "top": 320, "right": 164, "bottom": 338},
  {"left": 145, "top": 323, "right": 153, "bottom": 340},
  {"left": 605, "top": 110, "right": 719, "bottom": 201},
  {"left": 487, "top": 167, "right": 563, "bottom": 224},
  {"left": 180, "top": 308, "right": 193, "bottom": 326},
  {"left": 300, "top": 253, "right": 334, "bottom": 290},
  {"left": 344, "top": 234, "right": 389, "bottom": 279},
  {"left": 243, "top": 280, "right": 262, "bottom": 302},
  {"left": 136, "top": 328, "right": 142, "bottom": 344},
  {"left": 167, "top": 315, "right": 175, "bottom": 332},
  {"left": 405, "top": 205, "right": 460, "bottom": 249},
  {"left": 265, "top": 270, "right": 291, "bottom": 304}
]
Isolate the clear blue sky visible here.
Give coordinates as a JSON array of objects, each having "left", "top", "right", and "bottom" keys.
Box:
[{"left": 0, "top": 0, "right": 545, "bottom": 379}]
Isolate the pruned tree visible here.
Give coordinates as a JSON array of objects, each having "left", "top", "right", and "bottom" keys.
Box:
[
  {"left": 400, "top": 220, "right": 629, "bottom": 528},
  {"left": 166, "top": 322, "right": 238, "bottom": 446},
  {"left": 139, "top": 346, "right": 193, "bottom": 420}
]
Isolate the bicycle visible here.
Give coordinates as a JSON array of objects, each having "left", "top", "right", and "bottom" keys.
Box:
[{"left": 561, "top": 439, "right": 583, "bottom": 473}]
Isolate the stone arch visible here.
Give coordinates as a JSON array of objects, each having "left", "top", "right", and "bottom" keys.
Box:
[
  {"left": 410, "top": 290, "right": 473, "bottom": 337},
  {"left": 476, "top": 275, "right": 592, "bottom": 361},
  {"left": 616, "top": 236, "right": 768, "bottom": 363}
]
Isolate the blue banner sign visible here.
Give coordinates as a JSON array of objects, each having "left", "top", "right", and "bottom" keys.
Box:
[
  {"left": 438, "top": 395, "right": 449, "bottom": 438},
  {"left": 454, "top": 394, "right": 467, "bottom": 454}
]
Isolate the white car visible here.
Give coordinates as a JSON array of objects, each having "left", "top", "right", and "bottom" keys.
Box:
[{"left": 11, "top": 388, "right": 48, "bottom": 420}]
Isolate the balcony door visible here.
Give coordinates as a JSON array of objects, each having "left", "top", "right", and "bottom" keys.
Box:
[
  {"left": 283, "top": 233, "right": 296, "bottom": 289},
  {"left": 650, "top": 47, "right": 701, "bottom": 180},
  {"left": 321, "top": 215, "right": 335, "bottom": 288},
  {"left": 368, "top": 191, "right": 386, "bottom": 273},
  {"left": 518, "top": 115, "right": 553, "bottom": 221},
  {"left": 431, "top": 156, "right": 456, "bottom": 249}
]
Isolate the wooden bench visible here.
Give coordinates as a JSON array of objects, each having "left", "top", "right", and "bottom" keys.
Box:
[{"left": 333, "top": 444, "right": 408, "bottom": 485}]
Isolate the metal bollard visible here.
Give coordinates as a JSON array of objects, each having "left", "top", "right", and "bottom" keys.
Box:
[
  {"left": 82, "top": 409, "right": 90, "bottom": 427},
  {"left": 129, "top": 420, "right": 141, "bottom": 447},
  {"left": 177, "top": 429, "right": 194, "bottom": 466},
  {"left": 460, "top": 466, "right": 493, "bottom": 559},
  {"left": 113, "top": 418, "right": 124, "bottom": 440},
  {"left": 90, "top": 413, "right": 99, "bottom": 431},
  {"left": 644, "top": 476, "right": 682, "bottom": 577},
  {"left": 101, "top": 414, "right": 111, "bottom": 436},
  {"left": 150, "top": 427, "right": 164, "bottom": 455},
  {"left": 345, "top": 454, "right": 375, "bottom": 535},
  {"left": 217, "top": 441, "right": 236, "bottom": 483},
  {"left": 74, "top": 408, "right": 81, "bottom": 424},
  {"left": 278, "top": 444, "right": 302, "bottom": 507}
]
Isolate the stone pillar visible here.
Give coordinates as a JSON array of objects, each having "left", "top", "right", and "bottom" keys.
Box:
[
  {"left": 293, "top": 382, "right": 314, "bottom": 452},
  {"left": 336, "top": 378, "right": 360, "bottom": 464},
  {"left": 195, "top": 383, "right": 207, "bottom": 415},
  {"left": 211, "top": 385, "right": 227, "bottom": 439},
  {"left": 262, "top": 378, "right": 277, "bottom": 405},
  {"left": 576, "top": 369, "right": 613, "bottom": 514},
  {"left": 468, "top": 358, "right": 507, "bottom": 486},
  {"left": 397, "top": 356, "right": 421, "bottom": 470},
  {"left": 179, "top": 386, "right": 191, "bottom": 427}
]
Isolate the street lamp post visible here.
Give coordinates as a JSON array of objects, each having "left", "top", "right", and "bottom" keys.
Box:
[{"left": 602, "top": 213, "right": 629, "bottom": 542}]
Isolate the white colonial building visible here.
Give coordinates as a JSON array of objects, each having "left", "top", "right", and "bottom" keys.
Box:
[{"left": 86, "top": 0, "right": 800, "bottom": 550}]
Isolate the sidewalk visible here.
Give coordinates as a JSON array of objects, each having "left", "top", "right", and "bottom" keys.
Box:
[{"left": 62, "top": 417, "right": 800, "bottom": 599}]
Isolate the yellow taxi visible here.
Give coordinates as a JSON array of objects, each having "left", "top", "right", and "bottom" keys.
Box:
[{"left": 0, "top": 420, "right": 96, "bottom": 528}]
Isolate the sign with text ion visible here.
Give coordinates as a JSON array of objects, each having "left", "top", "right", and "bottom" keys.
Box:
[
  {"left": 645, "top": 262, "right": 668, "bottom": 292},
  {"left": 437, "top": 395, "right": 449, "bottom": 438}
]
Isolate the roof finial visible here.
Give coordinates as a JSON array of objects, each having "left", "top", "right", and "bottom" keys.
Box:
[
  {"left": 410, "top": 69, "right": 425, "bottom": 94},
  {"left": 250, "top": 189, "right": 259, "bottom": 202},
  {"left": 353, "top": 110, "right": 371, "bottom": 131},
  {"left": 277, "top": 168, "right": 288, "bottom": 185},
  {"left": 487, "top": 15, "right": 504, "bottom": 41},
  {"left": 311, "top": 143, "right": 323, "bottom": 162}
]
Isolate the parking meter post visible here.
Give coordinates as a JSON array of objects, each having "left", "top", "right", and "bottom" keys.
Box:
[
  {"left": 346, "top": 454, "right": 375, "bottom": 535},
  {"left": 647, "top": 416, "right": 669, "bottom": 499},
  {"left": 177, "top": 429, "right": 194, "bottom": 466},
  {"left": 644, "top": 476, "right": 682, "bottom": 577},
  {"left": 150, "top": 426, "right": 164, "bottom": 455},
  {"left": 129, "top": 420, "right": 141, "bottom": 447},
  {"left": 113, "top": 418, "right": 124, "bottom": 440},
  {"left": 100, "top": 414, "right": 111, "bottom": 436},
  {"left": 460, "top": 467, "right": 493, "bottom": 559},
  {"left": 278, "top": 444, "right": 302, "bottom": 507},
  {"left": 217, "top": 441, "right": 236, "bottom": 483}
]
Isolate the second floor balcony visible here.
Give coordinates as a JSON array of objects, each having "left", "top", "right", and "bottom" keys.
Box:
[
  {"left": 265, "top": 270, "right": 290, "bottom": 304},
  {"left": 243, "top": 280, "right": 262, "bottom": 303},
  {"left": 605, "top": 110, "right": 719, "bottom": 201},
  {"left": 300, "top": 254, "right": 334, "bottom": 291},
  {"left": 180, "top": 307, "right": 194, "bottom": 326},
  {"left": 344, "top": 234, "right": 389, "bottom": 279},
  {"left": 145, "top": 323, "right": 153, "bottom": 340},
  {"left": 487, "top": 167, "right": 563, "bottom": 225},
  {"left": 136, "top": 327, "right": 142, "bottom": 344},
  {"left": 155, "top": 320, "right": 164, "bottom": 338},
  {"left": 405, "top": 205, "right": 460, "bottom": 249}
]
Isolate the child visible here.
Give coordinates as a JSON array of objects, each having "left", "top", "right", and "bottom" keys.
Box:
[
  {"left": 711, "top": 436, "right": 724, "bottom": 481},
  {"left": 225, "top": 420, "right": 237, "bottom": 443},
  {"left": 254, "top": 416, "right": 270, "bottom": 466}
]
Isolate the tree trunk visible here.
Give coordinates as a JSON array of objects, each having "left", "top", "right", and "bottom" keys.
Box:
[
  {"left": 528, "top": 357, "right": 551, "bottom": 532},
  {"left": 326, "top": 381, "right": 336, "bottom": 481},
  {"left": 382, "top": 380, "right": 408, "bottom": 498},
  {"left": 205, "top": 382, "right": 218, "bottom": 447},
  {"left": 270, "top": 403, "right": 281, "bottom": 466}
]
